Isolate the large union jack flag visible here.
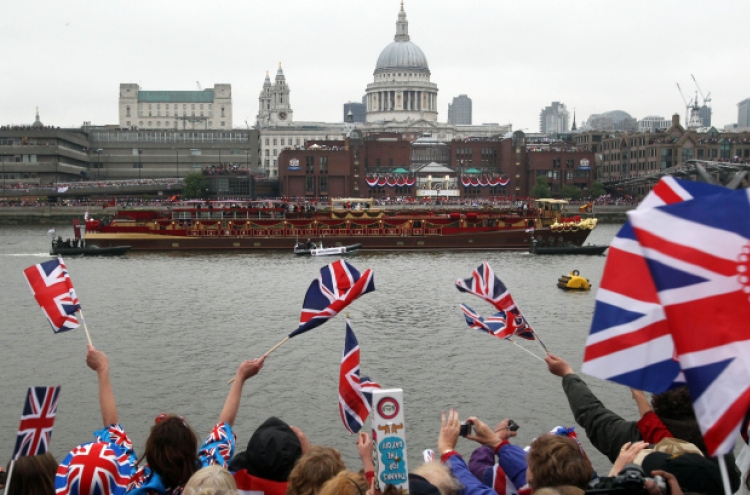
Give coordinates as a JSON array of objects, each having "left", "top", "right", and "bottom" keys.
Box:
[
  {"left": 339, "top": 319, "right": 380, "bottom": 434},
  {"left": 23, "top": 257, "right": 81, "bottom": 333},
  {"left": 55, "top": 441, "right": 133, "bottom": 495},
  {"left": 13, "top": 386, "right": 61, "bottom": 459},
  {"left": 582, "top": 177, "right": 729, "bottom": 393},
  {"left": 456, "top": 262, "right": 534, "bottom": 340},
  {"left": 628, "top": 186, "right": 750, "bottom": 456},
  {"left": 290, "top": 260, "right": 375, "bottom": 338}
]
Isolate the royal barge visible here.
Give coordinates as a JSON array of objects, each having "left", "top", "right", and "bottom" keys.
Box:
[{"left": 83, "top": 198, "right": 597, "bottom": 252}]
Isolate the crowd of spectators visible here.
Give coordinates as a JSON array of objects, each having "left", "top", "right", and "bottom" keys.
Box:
[
  {"left": 2, "top": 346, "right": 745, "bottom": 495},
  {"left": 202, "top": 164, "right": 251, "bottom": 176}
]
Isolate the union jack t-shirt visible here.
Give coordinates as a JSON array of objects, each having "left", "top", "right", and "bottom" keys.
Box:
[{"left": 94, "top": 422, "right": 236, "bottom": 495}]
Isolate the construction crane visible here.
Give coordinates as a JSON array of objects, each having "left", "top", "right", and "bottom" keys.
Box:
[
  {"left": 676, "top": 82, "right": 693, "bottom": 125},
  {"left": 691, "top": 74, "right": 711, "bottom": 106},
  {"left": 196, "top": 81, "right": 202, "bottom": 91}
]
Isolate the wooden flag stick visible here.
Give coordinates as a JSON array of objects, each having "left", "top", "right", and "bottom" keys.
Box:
[
  {"left": 533, "top": 331, "right": 549, "bottom": 354},
  {"left": 78, "top": 309, "right": 93, "bottom": 346},
  {"left": 227, "top": 336, "right": 290, "bottom": 385},
  {"left": 510, "top": 340, "right": 545, "bottom": 362}
]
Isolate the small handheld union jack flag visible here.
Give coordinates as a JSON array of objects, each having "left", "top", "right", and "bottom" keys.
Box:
[
  {"left": 13, "top": 386, "right": 61, "bottom": 459},
  {"left": 456, "top": 262, "right": 540, "bottom": 346},
  {"left": 23, "top": 257, "right": 81, "bottom": 333},
  {"left": 339, "top": 318, "right": 380, "bottom": 434},
  {"left": 290, "top": 260, "right": 375, "bottom": 338}
]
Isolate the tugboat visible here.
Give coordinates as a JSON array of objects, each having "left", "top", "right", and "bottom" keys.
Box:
[{"left": 557, "top": 270, "right": 591, "bottom": 291}]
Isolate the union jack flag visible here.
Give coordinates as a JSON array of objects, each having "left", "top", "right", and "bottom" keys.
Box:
[
  {"left": 13, "top": 386, "right": 61, "bottom": 459},
  {"left": 456, "top": 262, "right": 535, "bottom": 340},
  {"left": 339, "top": 319, "right": 380, "bottom": 434},
  {"left": 23, "top": 257, "right": 81, "bottom": 333},
  {"left": 628, "top": 187, "right": 750, "bottom": 456},
  {"left": 582, "top": 177, "right": 729, "bottom": 393},
  {"left": 460, "top": 303, "right": 513, "bottom": 339},
  {"left": 290, "top": 260, "right": 375, "bottom": 338},
  {"left": 55, "top": 442, "right": 133, "bottom": 495}
]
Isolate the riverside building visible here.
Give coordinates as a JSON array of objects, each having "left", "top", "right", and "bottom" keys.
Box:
[{"left": 118, "top": 83, "right": 233, "bottom": 131}]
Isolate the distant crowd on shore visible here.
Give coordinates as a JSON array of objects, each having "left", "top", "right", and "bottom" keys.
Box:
[{"left": 2, "top": 346, "right": 743, "bottom": 495}]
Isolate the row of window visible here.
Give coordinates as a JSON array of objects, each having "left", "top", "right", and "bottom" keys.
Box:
[
  {"left": 264, "top": 138, "right": 305, "bottom": 146},
  {"left": 90, "top": 132, "right": 250, "bottom": 143},
  {"left": 125, "top": 104, "right": 225, "bottom": 118},
  {"left": 139, "top": 111, "right": 212, "bottom": 118}
]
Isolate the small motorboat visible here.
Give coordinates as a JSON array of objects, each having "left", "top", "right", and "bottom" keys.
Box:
[
  {"left": 557, "top": 270, "right": 591, "bottom": 291},
  {"left": 50, "top": 245, "right": 132, "bottom": 256},
  {"left": 530, "top": 239, "right": 608, "bottom": 255},
  {"left": 294, "top": 240, "right": 362, "bottom": 256}
]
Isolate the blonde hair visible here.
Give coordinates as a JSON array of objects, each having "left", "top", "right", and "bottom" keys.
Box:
[
  {"left": 286, "top": 446, "right": 346, "bottom": 495},
  {"left": 184, "top": 465, "right": 238, "bottom": 495},
  {"left": 412, "top": 462, "right": 462, "bottom": 495},
  {"left": 317, "top": 471, "right": 367, "bottom": 495}
]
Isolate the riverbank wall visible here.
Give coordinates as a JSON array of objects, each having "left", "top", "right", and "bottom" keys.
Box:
[{"left": 0, "top": 205, "right": 633, "bottom": 225}]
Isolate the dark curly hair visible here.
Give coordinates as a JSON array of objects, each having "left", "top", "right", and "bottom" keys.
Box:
[{"left": 651, "top": 385, "right": 696, "bottom": 419}]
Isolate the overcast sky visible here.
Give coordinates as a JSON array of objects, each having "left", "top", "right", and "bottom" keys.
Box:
[{"left": 3, "top": 0, "right": 748, "bottom": 132}]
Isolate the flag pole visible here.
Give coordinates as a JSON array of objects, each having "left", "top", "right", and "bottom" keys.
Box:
[
  {"left": 227, "top": 336, "right": 290, "bottom": 384},
  {"left": 532, "top": 331, "right": 549, "bottom": 353},
  {"left": 509, "top": 340, "right": 545, "bottom": 362},
  {"left": 78, "top": 309, "right": 93, "bottom": 346},
  {"left": 5, "top": 459, "right": 15, "bottom": 495},
  {"left": 718, "top": 455, "right": 732, "bottom": 495}
]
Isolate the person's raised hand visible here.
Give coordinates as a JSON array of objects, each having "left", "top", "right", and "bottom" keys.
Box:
[
  {"left": 291, "top": 425, "right": 311, "bottom": 454},
  {"left": 86, "top": 344, "right": 109, "bottom": 373},
  {"left": 544, "top": 352, "right": 574, "bottom": 377},
  {"left": 438, "top": 409, "right": 461, "bottom": 455},
  {"left": 645, "top": 470, "right": 683, "bottom": 495},
  {"left": 464, "top": 416, "right": 500, "bottom": 447},
  {"left": 357, "top": 431, "right": 375, "bottom": 471},
  {"left": 235, "top": 355, "right": 266, "bottom": 382},
  {"left": 608, "top": 441, "right": 649, "bottom": 477}
]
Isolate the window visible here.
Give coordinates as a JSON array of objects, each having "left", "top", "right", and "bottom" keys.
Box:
[
  {"left": 273, "top": 138, "right": 278, "bottom": 145},
  {"left": 265, "top": 138, "right": 269, "bottom": 145},
  {"left": 305, "top": 156, "right": 314, "bottom": 173},
  {"left": 126, "top": 106, "right": 131, "bottom": 117},
  {"left": 126, "top": 121, "right": 131, "bottom": 126},
  {"left": 139, "top": 121, "right": 143, "bottom": 126},
  {"left": 200, "top": 104, "right": 203, "bottom": 110},
  {"left": 306, "top": 176, "right": 314, "bottom": 192},
  {"left": 192, "top": 104, "right": 195, "bottom": 110},
  {"left": 221, "top": 107, "right": 225, "bottom": 117},
  {"left": 273, "top": 149, "right": 278, "bottom": 156},
  {"left": 221, "top": 121, "right": 225, "bottom": 126},
  {"left": 320, "top": 176, "right": 328, "bottom": 193},
  {"left": 190, "top": 149, "right": 201, "bottom": 156},
  {"left": 157, "top": 121, "right": 161, "bottom": 127},
  {"left": 296, "top": 138, "right": 300, "bottom": 145},
  {"left": 281, "top": 139, "right": 285, "bottom": 146},
  {"left": 320, "top": 156, "right": 328, "bottom": 174},
  {"left": 265, "top": 150, "right": 269, "bottom": 156}
]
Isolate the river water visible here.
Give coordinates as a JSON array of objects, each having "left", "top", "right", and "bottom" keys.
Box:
[{"left": 1, "top": 223, "right": 641, "bottom": 474}]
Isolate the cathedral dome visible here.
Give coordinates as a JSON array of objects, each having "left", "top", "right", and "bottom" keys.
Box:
[
  {"left": 376, "top": 41, "right": 429, "bottom": 71},
  {"left": 374, "top": 2, "right": 429, "bottom": 73}
]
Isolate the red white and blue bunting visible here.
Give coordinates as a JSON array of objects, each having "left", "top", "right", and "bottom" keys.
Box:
[
  {"left": 460, "top": 177, "right": 510, "bottom": 188},
  {"left": 365, "top": 177, "right": 417, "bottom": 188}
]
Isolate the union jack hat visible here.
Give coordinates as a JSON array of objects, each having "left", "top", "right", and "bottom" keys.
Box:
[{"left": 55, "top": 441, "right": 133, "bottom": 495}]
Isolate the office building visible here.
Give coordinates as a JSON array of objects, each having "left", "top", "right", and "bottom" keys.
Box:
[
  {"left": 448, "top": 95, "right": 472, "bottom": 125},
  {"left": 539, "top": 102, "right": 569, "bottom": 133}
]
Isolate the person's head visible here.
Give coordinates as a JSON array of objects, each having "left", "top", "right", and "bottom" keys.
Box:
[
  {"left": 317, "top": 471, "right": 367, "bottom": 495},
  {"left": 526, "top": 434, "right": 593, "bottom": 491},
  {"left": 412, "top": 462, "right": 462, "bottom": 495},
  {"left": 650, "top": 386, "right": 706, "bottom": 454},
  {"left": 144, "top": 414, "right": 199, "bottom": 489},
  {"left": 4, "top": 453, "right": 57, "bottom": 495},
  {"left": 55, "top": 442, "right": 132, "bottom": 495},
  {"left": 230, "top": 417, "right": 302, "bottom": 482},
  {"left": 285, "top": 446, "right": 345, "bottom": 495},
  {"left": 184, "top": 465, "right": 237, "bottom": 495}
]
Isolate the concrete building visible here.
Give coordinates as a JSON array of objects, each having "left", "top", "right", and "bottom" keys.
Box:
[
  {"left": 119, "top": 83, "right": 232, "bottom": 131},
  {"left": 574, "top": 114, "right": 750, "bottom": 195},
  {"left": 344, "top": 100, "right": 366, "bottom": 123},
  {"left": 739, "top": 98, "right": 750, "bottom": 128},
  {"left": 448, "top": 95, "right": 472, "bottom": 125},
  {"left": 583, "top": 110, "right": 637, "bottom": 132},
  {"left": 637, "top": 116, "right": 672, "bottom": 133},
  {"left": 539, "top": 102, "right": 569, "bottom": 133}
]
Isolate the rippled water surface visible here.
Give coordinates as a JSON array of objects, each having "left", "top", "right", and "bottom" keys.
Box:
[{"left": 1, "top": 224, "right": 638, "bottom": 472}]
